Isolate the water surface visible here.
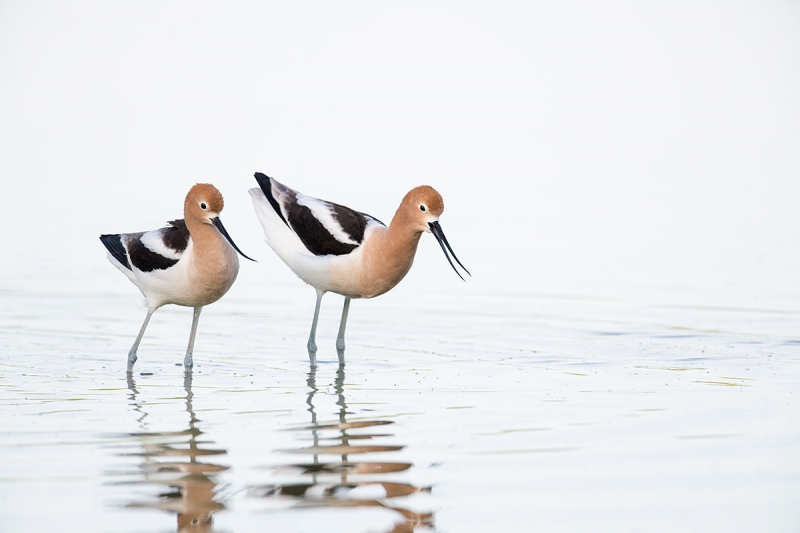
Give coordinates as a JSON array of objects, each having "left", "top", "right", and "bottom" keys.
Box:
[{"left": 1, "top": 273, "right": 798, "bottom": 532}]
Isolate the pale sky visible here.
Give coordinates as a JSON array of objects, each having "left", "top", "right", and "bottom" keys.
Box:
[{"left": 1, "top": 1, "right": 799, "bottom": 304}]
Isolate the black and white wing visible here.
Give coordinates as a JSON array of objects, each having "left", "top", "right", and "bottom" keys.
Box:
[
  {"left": 100, "top": 219, "right": 190, "bottom": 272},
  {"left": 253, "top": 172, "right": 384, "bottom": 257}
]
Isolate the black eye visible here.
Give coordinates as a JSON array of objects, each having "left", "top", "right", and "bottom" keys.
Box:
[
  {"left": 419, "top": 204, "right": 426, "bottom": 212},
  {"left": 200, "top": 202, "right": 207, "bottom": 210}
]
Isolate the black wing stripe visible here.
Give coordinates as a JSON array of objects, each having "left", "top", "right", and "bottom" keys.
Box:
[
  {"left": 99, "top": 234, "right": 131, "bottom": 270},
  {"left": 287, "top": 201, "right": 359, "bottom": 256},
  {"left": 165, "top": 219, "right": 190, "bottom": 253},
  {"left": 254, "top": 172, "right": 289, "bottom": 227},
  {"left": 330, "top": 203, "right": 369, "bottom": 244},
  {"left": 126, "top": 233, "right": 179, "bottom": 272}
]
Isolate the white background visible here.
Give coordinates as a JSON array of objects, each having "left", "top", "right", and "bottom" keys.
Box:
[{"left": 2, "top": 1, "right": 799, "bottom": 306}]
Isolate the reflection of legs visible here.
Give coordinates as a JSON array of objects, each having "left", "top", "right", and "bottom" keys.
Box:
[
  {"left": 184, "top": 306, "right": 203, "bottom": 370},
  {"left": 126, "top": 374, "right": 137, "bottom": 392},
  {"left": 335, "top": 297, "right": 351, "bottom": 366},
  {"left": 307, "top": 289, "right": 324, "bottom": 367},
  {"left": 184, "top": 370, "right": 193, "bottom": 398},
  {"left": 306, "top": 368, "right": 319, "bottom": 469},
  {"left": 334, "top": 366, "right": 347, "bottom": 421},
  {"left": 128, "top": 308, "right": 156, "bottom": 373}
]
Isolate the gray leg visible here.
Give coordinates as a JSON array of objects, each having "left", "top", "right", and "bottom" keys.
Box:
[
  {"left": 335, "top": 297, "right": 351, "bottom": 366},
  {"left": 128, "top": 308, "right": 156, "bottom": 373},
  {"left": 307, "top": 289, "right": 324, "bottom": 367},
  {"left": 184, "top": 306, "right": 203, "bottom": 371}
]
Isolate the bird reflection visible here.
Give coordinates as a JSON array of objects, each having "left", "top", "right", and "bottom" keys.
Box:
[
  {"left": 119, "top": 374, "right": 227, "bottom": 532},
  {"left": 249, "top": 367, "right": 434, "bottom": 532}
]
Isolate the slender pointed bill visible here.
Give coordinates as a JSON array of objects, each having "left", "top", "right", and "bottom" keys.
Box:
[
  {"left": 428, "top": 221, "right": 470, "bottom": 281},
  {"left": 211, "top": 217, "right": 256, "bottom": 261}
]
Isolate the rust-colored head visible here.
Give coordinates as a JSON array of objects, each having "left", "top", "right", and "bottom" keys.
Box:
[
  {"left": 184, "top": 183, "right": 225, "bottom": 223},
  {"left": 183, "top": 183, "right": 255, "bottom": 261},
  {"left": 397, "top": 185, "right": 470, "bottom": 280},
  {"left": 183, "top": 183, "right": 256, "bottom": 261},
  {"left": 399, "top": 185, "right": 445, "bottom": 233}
]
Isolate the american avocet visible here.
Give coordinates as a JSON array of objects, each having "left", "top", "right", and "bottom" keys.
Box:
[
  {"left": 100, "top": 183, "right": 255, "bottom": 373},
  {"left": 249, "top": 172, "right": 469, "bottom": 366}
]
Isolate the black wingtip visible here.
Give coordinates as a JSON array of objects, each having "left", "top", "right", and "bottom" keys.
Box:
[
  {"left": 254, "top": 172, "right": 290, "bottom": 227},
  {"left": 99, "top": 233, "right": 132, "bottom": 270}
]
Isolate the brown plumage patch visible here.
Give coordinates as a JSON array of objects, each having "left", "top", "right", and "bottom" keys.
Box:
[
  {"left": 402, "top": 185, "right": 444, "bottom": 216},
  {"left": 185, "top": 183, "right": 225, "bottom": 215}
]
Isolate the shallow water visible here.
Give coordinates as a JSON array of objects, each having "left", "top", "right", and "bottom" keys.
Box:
[{"left": 1, "top": 266, "right": 799, "bottom": 532}]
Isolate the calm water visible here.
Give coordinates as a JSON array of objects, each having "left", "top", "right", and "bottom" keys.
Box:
[{"left": 1, "top": 260, "right": 798, "bottom": 532}]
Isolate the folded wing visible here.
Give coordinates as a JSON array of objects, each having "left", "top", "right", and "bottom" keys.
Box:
[{"left": 252, "top": 172, "right": 384, "bottom": 257}]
